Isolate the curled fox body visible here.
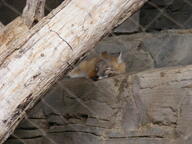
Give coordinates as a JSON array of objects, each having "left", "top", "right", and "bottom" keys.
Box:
[{"left": 67, "top": 52, "right": 126, "bottom": 80}]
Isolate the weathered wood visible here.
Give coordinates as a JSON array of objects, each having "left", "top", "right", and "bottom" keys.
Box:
[
  {"left": 0, "top": 17, "right": 29, "bottom": 63},
  {"left": 0, "top": 0, "right": 147, "bottom": 143},
  {"left": 22, "top": 0, "right": 46, "bottom": 27},
  {"left": 0, "top": 1, "right": 70, "bottom": 66}
]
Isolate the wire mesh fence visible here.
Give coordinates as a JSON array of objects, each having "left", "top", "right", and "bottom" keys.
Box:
[{"left": 1, "top": 0, "right": 192, "bottom": 143}]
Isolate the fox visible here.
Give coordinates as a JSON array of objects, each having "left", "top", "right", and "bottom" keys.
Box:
[{"left": 67, "top": 52, "right": 126, "bottom": 80}]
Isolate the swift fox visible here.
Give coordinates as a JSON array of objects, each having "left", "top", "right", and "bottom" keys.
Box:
[{"left": 67, "top": 52, "right": 126, "bottom": 80}]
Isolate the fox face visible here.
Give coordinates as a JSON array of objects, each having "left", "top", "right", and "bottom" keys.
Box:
[
  {"left": 67, "top": 52, "right": 126, "bottom": 80},
  {"left": 96, "top": 52, "right": 126, "bottom": 79}
]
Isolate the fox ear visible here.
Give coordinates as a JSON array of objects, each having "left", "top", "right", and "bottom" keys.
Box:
[{"left": 117, "top": 52, "right": 123, "bottom": 64}]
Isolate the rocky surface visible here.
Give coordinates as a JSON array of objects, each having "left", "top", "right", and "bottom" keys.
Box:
[
  {"left": 114, "top": 12, "right": 140, "bottom": 33},
  {"left": 6, "top": 64, "right": 192, "bottom": 144},
  {"left": 92, "top": 29, "right": 192, "bottom": 72},
  {"left": 140, "top": 0, "right": 192, "bottom": 31}
]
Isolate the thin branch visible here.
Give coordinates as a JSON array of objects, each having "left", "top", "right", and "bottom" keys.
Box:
[{"left": 22, "top": 0, "right": 46, "bottom": 27}]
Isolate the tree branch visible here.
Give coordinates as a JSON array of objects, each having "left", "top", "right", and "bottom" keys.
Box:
[{"left": 22, "top": 0, "right": 46, "bottom": 27}]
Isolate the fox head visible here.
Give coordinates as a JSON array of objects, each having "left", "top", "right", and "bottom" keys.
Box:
[{"left": 96, "top": 52, "right": 126, "bottom": 79}]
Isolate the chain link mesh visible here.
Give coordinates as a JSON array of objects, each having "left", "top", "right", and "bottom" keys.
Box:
[{"left": 1, "top": 0, "right": 192, "bottom": 143}]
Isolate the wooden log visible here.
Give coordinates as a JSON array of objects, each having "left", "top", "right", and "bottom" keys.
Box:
[
  {"left": 0, "top": 0, "right": 147, "bottom": 143},
  {"left": 0, "top": 17, "right": 29, "bottom": 64}
]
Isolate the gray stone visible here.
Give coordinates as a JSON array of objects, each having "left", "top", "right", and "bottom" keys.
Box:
[
  {"left": 28, "top": 100, "right": 47, "bottom": 119},
  {"left": 114, "top": 12, "right": 140, "bottom": 33},
  {"left": 140, "top": 0, "right": 192, "bottom": 31},
  {"left": 142, "top": 30, "right": 192, "bottom": 67},
  {"left": 6, "top": 138, "right": 43, "bottom": 144},
  {"left": 42, "top": 132, "right": 102, "bottom": 144},
  {"left": 93, "top": 29, "right": 192, "bottom": 71},
  {"left": 14, "top": 129, "right": 44, "bottom": 139},
  {"left": 17, "top": 119, "right": 48, "bottom": 130}
]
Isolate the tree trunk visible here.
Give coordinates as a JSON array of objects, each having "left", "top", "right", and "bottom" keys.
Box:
[{"left": 0, "top": 0, "right": 147, "bottom": 143}]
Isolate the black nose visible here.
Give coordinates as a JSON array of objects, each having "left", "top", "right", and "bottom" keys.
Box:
[{"left": 91, "top": 75, "right": 99, "bottom": 81}]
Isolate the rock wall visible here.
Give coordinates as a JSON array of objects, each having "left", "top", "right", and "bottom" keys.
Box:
[{"left": 140, "top": 0, "right": 192, "bottom": 31}]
